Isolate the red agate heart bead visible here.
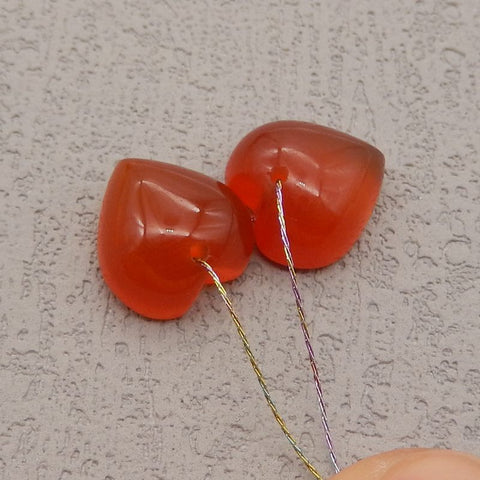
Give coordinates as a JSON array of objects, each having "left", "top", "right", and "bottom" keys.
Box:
[
  {"left": 98, "top": 159, "right": 254, "bottom": 320},
  {"left": 225, "top": 121, "right": 385, "bottom": 269}
]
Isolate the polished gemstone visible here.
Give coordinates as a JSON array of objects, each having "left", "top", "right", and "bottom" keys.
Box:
[
  {"left": 225, "top": 121, "right": 385, "bottom": 268},
  {"left": 98, "top": 159, "right": 254, "bottom": 320}
]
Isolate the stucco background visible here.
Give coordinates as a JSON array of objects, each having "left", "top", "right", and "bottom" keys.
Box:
[{"left": 1, "top": 1, "right": 479, "bottom": 479}]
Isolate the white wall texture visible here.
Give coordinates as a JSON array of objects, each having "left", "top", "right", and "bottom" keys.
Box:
[{"left": 1, "top": 1, "right": 479, "bottom": 479}]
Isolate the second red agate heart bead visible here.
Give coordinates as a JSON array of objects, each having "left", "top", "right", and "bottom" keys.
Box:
[
  {"left": 225, "top": 121, "right": 385, "bottom": 269},
  {"left": 98, "top": 159, "right": 254, "bottom": 320}
]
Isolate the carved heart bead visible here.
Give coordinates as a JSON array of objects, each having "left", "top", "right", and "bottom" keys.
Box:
[
  {"left": 225, "top": 121, "right": 385, "bottom": 268},
  {"left": 98, "top": 159, "right": 254, "bottom": 320}
]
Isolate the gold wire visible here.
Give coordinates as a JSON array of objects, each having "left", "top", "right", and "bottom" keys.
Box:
[
  {"left": 195, "top": 258, "right": 324, "bottom": 480},
  {"left": 275, "top": 179, "right": 340, "bottom": 473}
]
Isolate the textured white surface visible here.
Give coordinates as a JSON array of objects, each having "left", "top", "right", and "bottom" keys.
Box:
[{"left": 1, "top": 1, "right": 479, "bottom": 479}]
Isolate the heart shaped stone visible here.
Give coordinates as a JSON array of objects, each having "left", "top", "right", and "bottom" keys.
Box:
[
  {"left": 98, "top": 159, "right": 254, "bottom": 320},
  {"left": 225, "top": 121, "right": 385, "bottom": 268}
]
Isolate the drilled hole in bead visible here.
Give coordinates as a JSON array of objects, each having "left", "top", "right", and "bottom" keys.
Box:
[
  {"left": 270, "top": 165, "right": 289, "bottom": 183},
  {"left": 190, "top": 242, "right": 209, "bottom": 261}
]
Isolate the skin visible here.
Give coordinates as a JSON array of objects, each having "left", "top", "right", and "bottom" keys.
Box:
[{"left": 329, "top": 448, "right": 480, "bottom": 480}]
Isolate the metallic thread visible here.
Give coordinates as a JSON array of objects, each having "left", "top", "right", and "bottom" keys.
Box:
[
  {"left": 275, "top": 179, "right": 340, "bottom": 474},
  {"left": 196, "top": 258, "right": 324, "bottom": 480}
]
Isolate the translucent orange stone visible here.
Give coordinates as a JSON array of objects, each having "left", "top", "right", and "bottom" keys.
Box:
[
  {"left": 225, "top": 121, "right": 385, "bottom": 268},
  {"left": 98, "top": 159, "right": 254, "bottom": 320}
]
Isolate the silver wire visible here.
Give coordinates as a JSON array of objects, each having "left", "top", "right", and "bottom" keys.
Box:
[
  {"left": 275, "top": 179, "right": 341, "bottom": 474},
  {"left": 196, "top": 258, "right": 325, "bottom": 480}
]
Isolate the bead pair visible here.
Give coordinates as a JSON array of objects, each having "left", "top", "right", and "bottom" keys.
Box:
[{"left": 98, "top": 120, "right": 384, "bottom": 320}]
